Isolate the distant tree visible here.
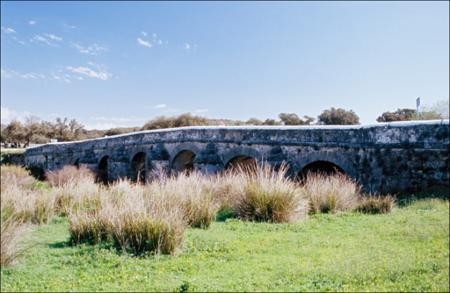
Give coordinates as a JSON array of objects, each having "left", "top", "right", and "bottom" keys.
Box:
[
  {"left": 279, "top": 113, "right": 301, "bottom": 125},
  {"left": 0, "top": 123, "right": 6, "bottom": 144},
  {"left": 279, "top": 113, "right": 314, "bottom": 125},
  {"left": 23, "top": 117, "right": 46, "bottom": 147},
  {"left": 417, "top": 110, "right": 442, "bottom": 120},
  {"left": 377, "top": 107, "right": 443, "bottom": 122},
  {"left": 104, "top": 127, "right": 140, "bottom": 136},
  {"left": 3, "top": 120, "right": 26, "bottom": 147},
  {"left": 246, "top": 118, "right": 264, "bottom": 125},
  {"left": 318, "top": 107, "right": 360, "bottom": 125},
  {"left": 430, "top": 100, "right": 449, "bottom": 118},
  {"left": 141, "top": 113, "right": 209, "bottom": 130},
  {"left": 376, "top": 108, "right": 416, "bottom": 122},
  {"left": 262, "top": 119, "right": 282, "bottom": 126},
  {"left": 53, "top": 117, "right": 86, "bottom": 141}
]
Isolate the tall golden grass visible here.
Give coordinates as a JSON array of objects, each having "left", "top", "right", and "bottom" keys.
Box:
[
  {"left": 229, "top": 164, "right": 307, "bottom": 223},
  {"left": 1, "top": 163, "right": 396, "bottom": 260},
  {"left": 303, "top": 173, "right": 361, "bottom": 214}
]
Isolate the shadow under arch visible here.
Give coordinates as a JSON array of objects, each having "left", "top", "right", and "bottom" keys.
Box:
[
  {"left": 172, "top": 149, "right": 196, "bottom": 174},
  {"left": 222, "top": 147, "right": 262, "bottom": 173},
  {"left": 96, "top": 155, "right": 109, "bottom": 184},
  {"left": 298, "top": 160, "right": 345, "bottom": 182},
  {"left": 131, "top": 151, "right": 146, "bottom": 183}
]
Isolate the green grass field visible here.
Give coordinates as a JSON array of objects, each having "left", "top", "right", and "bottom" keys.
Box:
[{"left": 1, "top": 198, "right": 448, "bottom": 292}]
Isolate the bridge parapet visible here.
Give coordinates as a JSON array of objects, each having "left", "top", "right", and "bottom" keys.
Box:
[{"left": 25, "top": 120, "right": 449, "bottom": 193}]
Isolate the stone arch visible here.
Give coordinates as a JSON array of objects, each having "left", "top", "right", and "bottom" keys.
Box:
[
  {"left": 293, "top": 151, "right": 355, "bottom": 182},
  {"left": 131, "top": 151, "right": 146, "bottom": 183},
  {"left": 172, "top": 150, "right": 196, "bottom": 173},
  {"left": 222, "top": 147, "right": 262, "bottom": 172},
  {"left": 96, "top": 155, "right": 109, "bottom": 184},
  {"left": 73, "top": 158, "right": 80, "bottom": 169},
  {"left": 298, "top": 160, "right": 345, "bottom": 181},
  {"left": 293, "top": 151, "right": 355, "bottom": 176}
]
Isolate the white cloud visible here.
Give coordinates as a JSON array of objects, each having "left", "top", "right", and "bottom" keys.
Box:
[
  {"left": 66, "top": 64, "right": 112, "bottom": 81},
  {"left": 153, "top": 104, "right": 167, "bottom": 109},
  {"left": 1, "top": 68, "right": 46, "bottom": 80},
  {"left": 44, "top": 33, "right": 62, "bottom": 41},
  {"left": 141, "top": 31, "right": 147, "bottom": 36},
  {"left": 72, "top": 43, "right": 107, "bottom": 55},
  {"left": 183, "top": 43, "right": 198, "bottom": 51},
  {"left": 1, "top": 107, "right": 33, "bottom": 124},
  {"left": 137, "top": 37, "right": 152, "bottom": 48},
  {"left": 1, "top": 26, "right": 16, "bottom": 34},
  {"left": 1, "top": 68, "right": 14, "bottom": 78},
  {"left": 62, "top": 23, "right": 77, "bottom": 30},
  {"left": 11, "top": 36, "right": 26, "bottom": 45},
  {"left": 30, "top": 33, "right": 62, "bottom": 46},
  {"left": 31, "top": 34, "right": 55, "bottom": 46},
  {"left": 28, "top": 20, "right": 37, "bottom": 25}
]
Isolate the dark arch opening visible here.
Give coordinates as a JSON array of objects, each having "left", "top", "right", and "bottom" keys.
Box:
[
  {"left": 298, "top": 160, "right": 345, "bottom": 182},
  {"left": 225, "top": 155, "right": 258, "bottom": 172},
  {"left": 172, "top": 150, "right": 196, "bottom": 174},
  {"left": 74, "top": 158, "right": 80, "bottom": 169},
  {"left": 28, "top": 165, "right": 46, "bottom": 181},
  {"left": 96, "top": 156, "right": 109, "bottom": 184},
  {"left": 131, "top": 152, "right": 146, "bottom": 183}
]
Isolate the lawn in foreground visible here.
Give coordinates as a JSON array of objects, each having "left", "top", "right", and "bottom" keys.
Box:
[{"left": 1, "top": 199, "right": 448, "bottom": 292}]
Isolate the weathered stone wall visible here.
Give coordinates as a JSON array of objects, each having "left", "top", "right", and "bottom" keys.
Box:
[{"left": 24, "top": 120, "right": 449, "bottom": 193}]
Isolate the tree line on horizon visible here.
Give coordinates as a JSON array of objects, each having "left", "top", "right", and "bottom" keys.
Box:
[{"left": 1, "top": 103, "right": 447, "bottom": 147}]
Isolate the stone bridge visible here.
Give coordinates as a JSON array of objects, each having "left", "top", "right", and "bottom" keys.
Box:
[{"left": 24, "top": 120, "right": 449, "bottom": 193}]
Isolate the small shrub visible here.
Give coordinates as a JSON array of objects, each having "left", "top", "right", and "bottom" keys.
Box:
[
  {"left": 216, "top": 206, "right": 236, "bottom": 221},
  {"left": 46, "top": 165, "right": 95, "bottom": 187},
  {"left": 356, "top": 195, "right": 395, "bottom": 214},
  {"left": 233, "top": 164, "right": 307, "bottom": 223},
  {"left": 304, "top": 173, "right": 361, "bottom": 214}
]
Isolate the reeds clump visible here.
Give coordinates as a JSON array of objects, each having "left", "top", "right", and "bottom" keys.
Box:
[
  {"left": 154, "top": 172, "right": 220, "bottom": 229},
  {"left": 0, "top": 216, "right": 29, "bottom": 267},
  {"left": 232, "top": 164, "right": 307, "bottom": 223},
  {"left": 304, "top": 173, "right": 361, "bottom": 214},
  {"left": 46, "top": 165, "right": 95, "bottom": 187},
  {"left": 355, "top": 194, "right": 395, "bottom": 214},
  {"left": 0, "top": 165, "right": 36, "bottom": 191},
  {"left": 1, "top": 185, "right": 55, "bottom": 224},
  {"left": 68, "top": 180, "right": 187, "bottom": 255}
]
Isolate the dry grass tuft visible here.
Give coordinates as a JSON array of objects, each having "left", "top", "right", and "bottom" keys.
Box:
[
  {"left": 46, "top": 165, "right": 95, "bottom": 187},
  {"left": 303, "top": 173, "right": 361, "bottom": 214},
  {"left": 356, "top": 194, "right": 396, "bottom": 214},
  {"left": 154, "top": 172, "right": 219, "bottom": 228},
  {"left": 1, "top": 165, "right": 36, "bottom": 191},
  {"left": 231, "top": 164, "right": 307, "bottom": 223},
  {"left": 0, "top": 217, "right": 29, "bottom": 267},
  {"left": 1, "top": 185, "right": 55, "bottom": 224},
  {"left": 68, "top": 180, "right": 187, "bottom": 255}
]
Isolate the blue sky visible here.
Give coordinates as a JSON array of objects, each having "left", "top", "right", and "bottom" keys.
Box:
[{"left": 1, "top": 1, "right": 449, "bottom": 129}]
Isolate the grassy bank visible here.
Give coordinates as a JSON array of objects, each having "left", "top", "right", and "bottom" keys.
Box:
[{"left": 1, "top": 198, "right": 448, "bottom": 292}]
